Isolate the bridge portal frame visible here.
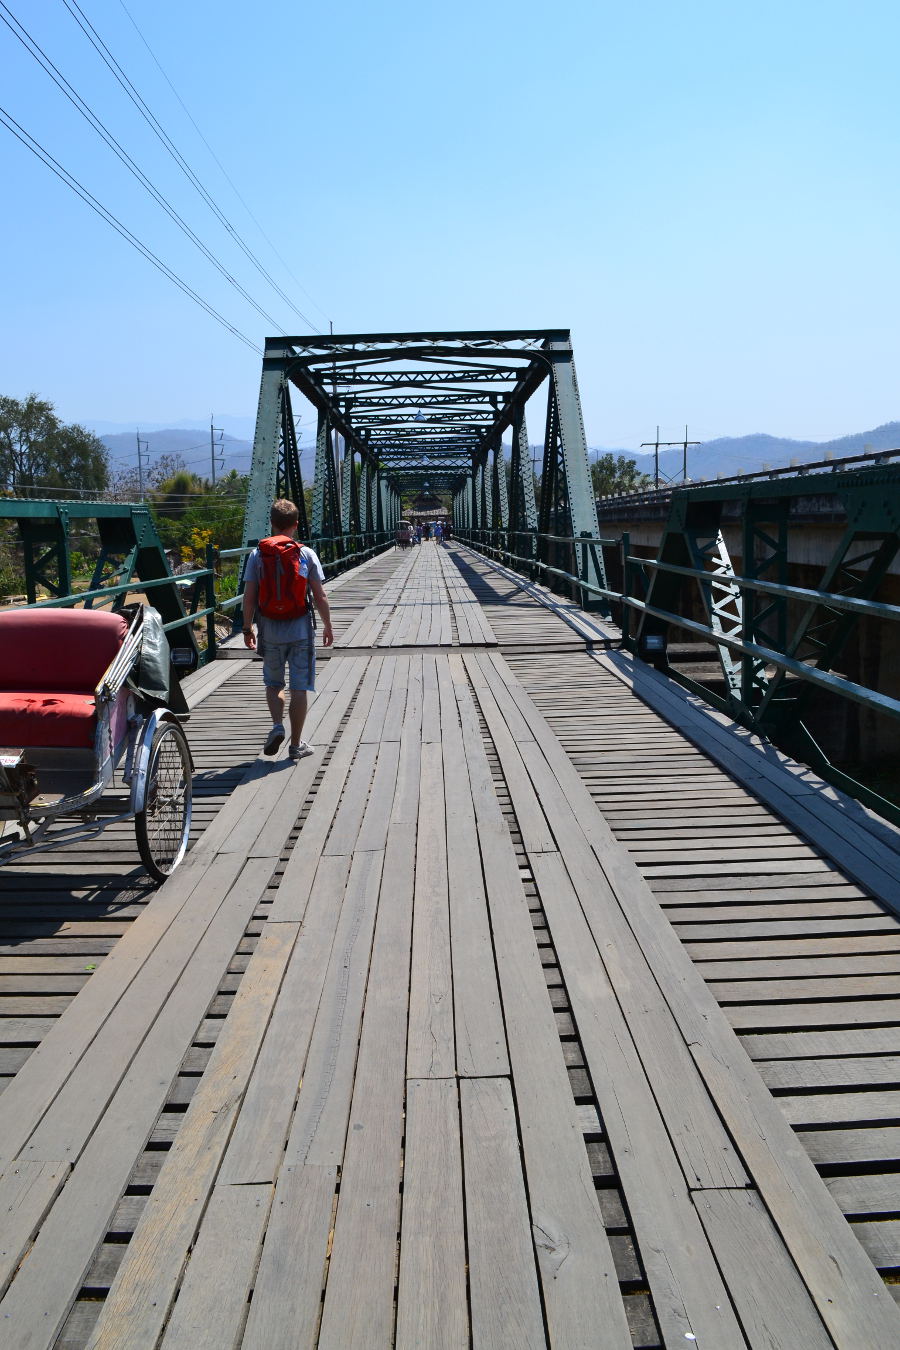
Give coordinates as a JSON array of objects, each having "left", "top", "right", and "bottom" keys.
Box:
[{"left": 241, "top": 330, "right": 605, "bottom": 608}]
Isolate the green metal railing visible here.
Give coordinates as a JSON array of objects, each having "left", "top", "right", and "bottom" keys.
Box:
[
  {"left": 459, "top": 526, "right": 618, "bottom": 615},
  {"left": 457, "top": 525, "right": 900, "bottom": 826},
  {"left": 7, "top": 530, "right": 396, "bottom": 667}
]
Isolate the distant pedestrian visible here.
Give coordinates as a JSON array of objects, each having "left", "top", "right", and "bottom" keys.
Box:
[
  {"left": 241, "top": 498, "right": 333, "bottom": 761},
  {"left": 434, "top": 521, "right": 443, "bottom": 544}
]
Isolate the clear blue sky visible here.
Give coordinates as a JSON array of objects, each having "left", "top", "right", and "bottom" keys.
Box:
[{"left": 2, "top": 0, "right": 898, "bottom": 448}]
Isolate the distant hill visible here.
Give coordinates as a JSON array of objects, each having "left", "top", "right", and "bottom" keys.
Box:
[
  {"left": 96, "top": 417, "right": 900, "bottom": 486},
  {"left": 593, "top": 421, "right": 900, "bottom": 484},
  {"left": 90, "top": 415, "right": 256, "bottom": 439}
]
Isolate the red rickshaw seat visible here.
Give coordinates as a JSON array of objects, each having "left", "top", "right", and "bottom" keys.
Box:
[{"left": 0, "top": 609, "right": 129, "bottom": 749}]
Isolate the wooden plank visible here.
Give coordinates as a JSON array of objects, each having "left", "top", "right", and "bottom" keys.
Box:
[
  {"left": 743, "top": 1028, "right": 900, "bottom": 1059},
  {"left": 283, "top": 848, "right": 385, "bottom": 1167},
  {"left": 666, "top": 901, "right": 885, "bottom": 923},
  {"left": 592, "top": 647, "right": 900, "bottom": 913},
  {"left": 421, "top": 652, "right": 440, "bottom": 741},
  {"left": 406, "top": 740, "right": 454, "bottom": 1078},
  {"left": 685, "top": 934, "right": 900, "bottom": 959},
  {"left": 530, "top": 851, "right": 745, "bottom": 1347},
  {"left": 86, "top": 917, "right": 299, "bottom": 1350},
  {"left": 482, "top": 650, "right": 900, "bottom": 1346},
  {"left": 727, "top": 999, "right": 900, "bottom": 1030},
  {"left": 0, "top": 858, "right": 274, "bottom": 1350},
  {"left": 452, "top": 674, "right": 632, "bottom": 1348},
  {"left": 853, "top": 1219, "right": 900, "bottom": 1268},
  {"left": 240, "top": 1165, "right": 336, "bottom": 1350},
  {"left": 439, "top": 659, "right": 508, "bottom": 1077},
  {"left": 473, "top": 685, "right": 556, "bottom": 853},
  {"left": 217, "top": 854, "right": 351, "bottom": 1184},
  {"left": 692, "top": 1188, "right": 832, "bottom": 1348},
  {"left": 395, "top": 1079, "right": 467, "bottom": 1350},
  {"left": 777, "top": 1089, "right": 900, "bottom": 1127},
  {"left": 192, "top": 657, "right": 349, "bottom": 861},
  {"left": 182, "top": 657, "right": 243, "bottom": 710},
  {"left": 0, "top": 1019, "right": 53, "bottom": 1043},
  {"left": 824, "top": 1173, "right": 900, "bottom": 1216},
  {"left": 158, "top": 1183, "right": 271, "bottom": 1349},
  {"left": 461, "top": 1077, "right": 547, "bottom": 1349},
  {"left": 709, "top": 975, "right": 900, "bottom": 1003},
  {"left": 0, "top": 1160, "right": 69, "bottom": 1299},
  {"left": 322, "top": 743, "right": 378, "bottom": 855},
  {"left": 758, "top": 1056, "right": 900, "bottom": 1090},
  {"left": 0, "top": 849, "right": 244, "bottom": 1167},
  {"left": 14, "top": 853, "right": 253, "bottom": 1167},
  {"left": 468, "top": 653, "right": 747, "bottom": 1191},
  {"left": 638, "top": 954, "right": 900, "bottom": 982},
  {"left": 354, "top": 739, "right": 401, "bottom": 853},
  {"left": 316, "top": 821, "right": 415, "bottom": 1349},
  {"left": 265, "top": 659, "right": 383, "bottom": 920}
]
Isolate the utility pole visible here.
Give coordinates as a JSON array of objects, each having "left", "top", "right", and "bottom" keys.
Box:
[
  {"left": 210, "top": 415, "right": 224, "bottom": 486},
  {"left": 641, "top": 425, "right": 699, "bottom": 489},
  {"left": 136, "top": 430, "right": 149, "bottom": 501}
]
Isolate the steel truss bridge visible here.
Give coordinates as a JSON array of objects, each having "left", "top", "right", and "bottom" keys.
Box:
[
  {"left": 2, "top": 330, "right": 900, "bottom": 1344},
  {"left": 243, "top": 328, "right": 605, "bottom": 601}
]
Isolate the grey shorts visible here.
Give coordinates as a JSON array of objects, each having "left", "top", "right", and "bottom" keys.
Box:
[{"left": 259, "top": 634, "right": 316, "bottom": 692}]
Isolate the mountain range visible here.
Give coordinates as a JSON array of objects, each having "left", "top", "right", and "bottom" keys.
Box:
[
  {"left": 96, "top": 419, "right": 900, "bottom": 485},
  {"left": 601, "top": 421, "right": 900, "bottom": 483}
]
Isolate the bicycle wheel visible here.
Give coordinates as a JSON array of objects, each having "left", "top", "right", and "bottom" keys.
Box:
[{"left": 135, "top": 722, "right": 193, "bottom": 883}]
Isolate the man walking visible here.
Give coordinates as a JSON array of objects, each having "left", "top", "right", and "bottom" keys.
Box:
[{"left": 241, "top": 498, "right": 333, "bottom": 760}]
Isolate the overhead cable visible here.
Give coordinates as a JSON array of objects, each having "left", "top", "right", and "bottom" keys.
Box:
[
  {"left": 64, "top": 0, "right": 324, "bottom": 332},
  {"left": 0, "top": 102, "right": 261, "bottom": 352},
  {"left": 0, "top": 2, "right": 283, "bottom": 332},
  {"left": 116, "top": 0, "right": 330, "bottom": 328}
]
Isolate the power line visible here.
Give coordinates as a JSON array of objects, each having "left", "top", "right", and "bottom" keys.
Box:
[
  {"left": 62, "top": 0, "right": 322, "bottom": 332},
  {"left": 116, "top": 0, "right": 331, "bottom": 329},
  {"left": 0, "top": 102, "right": 260, "bottom": 352},
  {"left": 0, "top": 2, "right": 284, "bottom": 332}
]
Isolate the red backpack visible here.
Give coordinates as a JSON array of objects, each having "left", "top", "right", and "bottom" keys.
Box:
[{"left": 256, "top": 535, "right": 310, "bottom": 620}]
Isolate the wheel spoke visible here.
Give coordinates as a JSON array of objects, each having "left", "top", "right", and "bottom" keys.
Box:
[{"left": 136, "top": 724, "right": 192, "bottom": 881}]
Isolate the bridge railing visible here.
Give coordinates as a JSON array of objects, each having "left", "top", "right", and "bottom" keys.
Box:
[
  {"left": 4, "top": 529, "right": 396, "bottom": 667},
  {"left": 457, "top": 524, "right": 900, "bottom": 827},
  {"left": 459, "top": 526, "right": 619, "bottom": 614},
  {"left": 596, "top": 444, "right": 900, "bottom": 513}
]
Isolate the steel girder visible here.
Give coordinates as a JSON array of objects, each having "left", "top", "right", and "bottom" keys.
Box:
[
  {"left": 508, "top": 406, "right": 537, "bottom": 529},
  {"left": 639, "top": 467, "right": 900, "bottom": 743},
  {"left": 242, "top": 332, "right": 602, "bottom": 594},
  {"left": 527, "top": 337, "right": 607, "bottom": 609}
]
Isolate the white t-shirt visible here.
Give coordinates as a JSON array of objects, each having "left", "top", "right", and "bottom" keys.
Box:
[{"left": 245, "top": 542, "right": 325, "bottom": 643}]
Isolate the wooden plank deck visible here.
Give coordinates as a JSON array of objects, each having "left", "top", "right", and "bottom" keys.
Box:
[{"left": 1, "top": 540, "right": 899, "bottom": 1348}]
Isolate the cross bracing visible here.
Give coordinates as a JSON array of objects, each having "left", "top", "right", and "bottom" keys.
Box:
[{"left": 241, "top": 329, "right": 606, "bottom": 606}]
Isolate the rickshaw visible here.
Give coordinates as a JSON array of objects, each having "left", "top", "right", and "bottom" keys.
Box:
[{"left": 0, "top": 605, "right": 193, "bottom": 884}]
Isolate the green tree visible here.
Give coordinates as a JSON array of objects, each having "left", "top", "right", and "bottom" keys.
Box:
[
  {"left": 590, "top": 453, "right": 651, "bottom": 498},
  {"left": 152, "top": 468, "right": 210, "bottom": 520},
  {"left": 0, "top": 393, "right": 108, "bottom": 494}
]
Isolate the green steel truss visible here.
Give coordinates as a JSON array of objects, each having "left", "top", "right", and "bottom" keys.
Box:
[
  {"left": 0, "top": 500, "right": 201, "bottom": 666},
  {"left": 241, "top": 330, "right": 604, "bottom": 602},
  {"left": 637, "top": 466, "right": 900, "bottom": 756}
]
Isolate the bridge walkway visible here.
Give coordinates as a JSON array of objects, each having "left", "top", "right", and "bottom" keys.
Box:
[{"left": 0, "top": 542, "right": 898, "bottom": 1348}]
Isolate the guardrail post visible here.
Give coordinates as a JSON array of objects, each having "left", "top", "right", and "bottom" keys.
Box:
[
  {"left": 620, "top": 532, "right": 632, "bottom": 647},
  {"left": 205, "top": 544, "right": 217, "bottom": 662}
]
